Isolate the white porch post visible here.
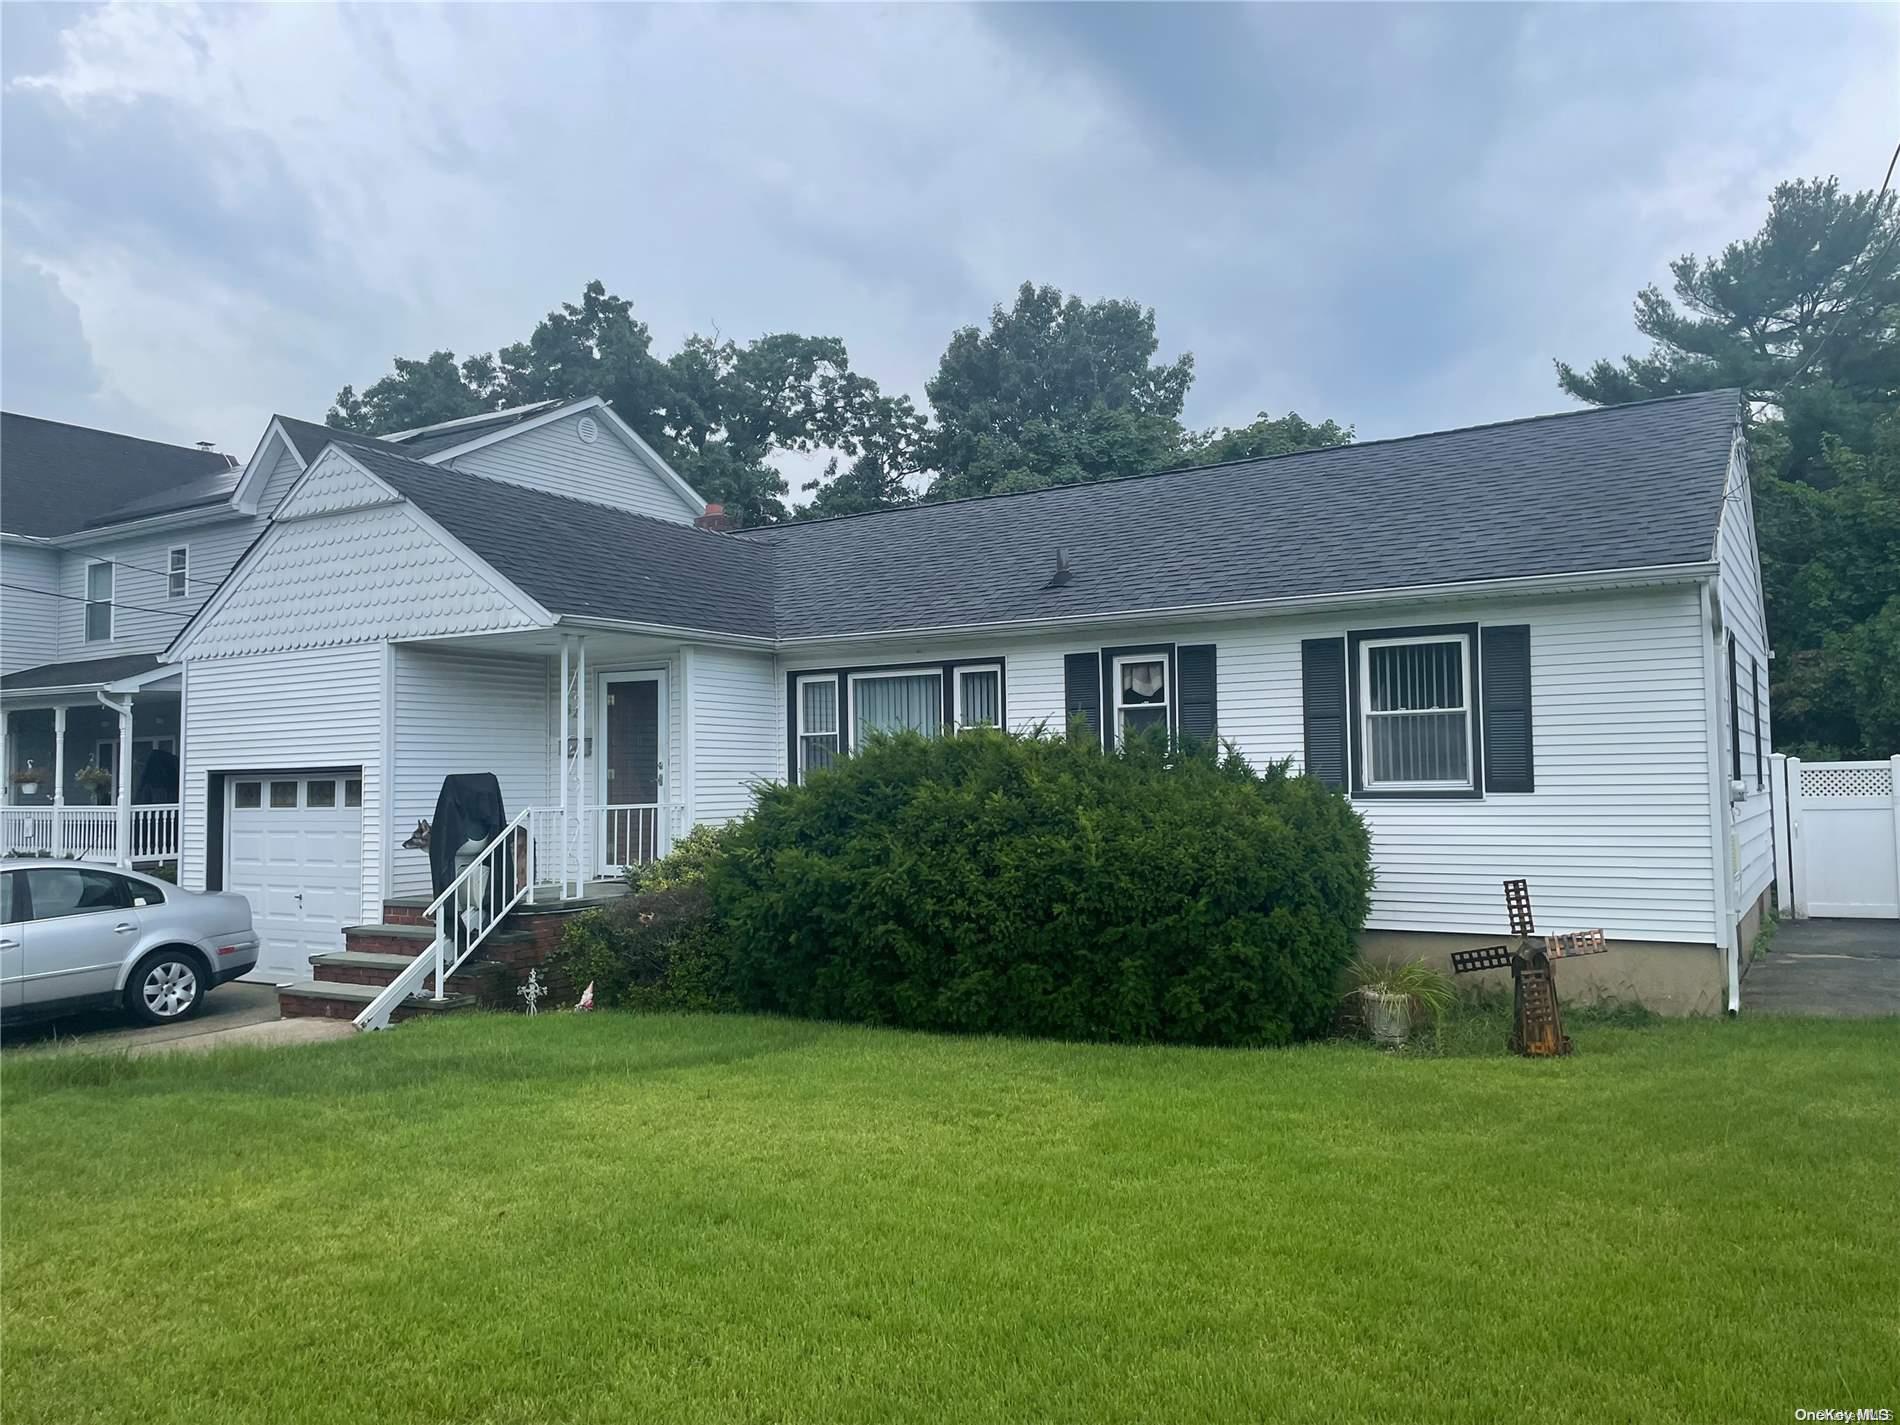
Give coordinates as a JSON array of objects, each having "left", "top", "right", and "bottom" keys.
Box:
[
  {"left": 114, "top": 696, "right": 135, "bottom": 867},
  {"left": 576, "top": 634, "right": 587, "bottom": 897},
  {"left": 0, "top": 710, "right": 9, "bottom": 807},
  {"left": 558, "top": 635, "right": 571, "bottom": 900},
  {"left": 52, "top": 704, "right": 66, "bottom": 856}
]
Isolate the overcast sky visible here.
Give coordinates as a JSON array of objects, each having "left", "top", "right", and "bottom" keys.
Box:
[{"left": 2, "top": 2, "right": 1894, "bottom": 477}]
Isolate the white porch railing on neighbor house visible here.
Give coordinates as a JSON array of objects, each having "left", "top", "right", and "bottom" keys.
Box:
[
  {"left": 1, "top": 804, "right": 181, "bottom": 863},
  {"left": 356, "top": 808, "right": 535, "bottom": 1031}
]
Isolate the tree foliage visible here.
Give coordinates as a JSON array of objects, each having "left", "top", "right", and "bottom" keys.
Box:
[
  {"left": 331, "top": 281, "right": 922, "bottom": 527},
  {"left": 1557, "top": 174, "right": 1900, "bottom": 756},
  {"left": 1185, "top": 410, "right": 1355, "bottom": 465}
]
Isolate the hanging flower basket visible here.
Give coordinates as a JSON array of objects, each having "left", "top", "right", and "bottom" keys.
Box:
[{"left": 10, "top": 766, "right": 41, "bottom": 797}]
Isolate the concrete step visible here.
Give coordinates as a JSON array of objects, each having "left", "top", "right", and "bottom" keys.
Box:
[{"left": 277, "top": 979, "right": 477, "bottom": 1023}]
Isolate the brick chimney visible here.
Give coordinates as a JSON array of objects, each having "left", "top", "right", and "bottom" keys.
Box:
[{"left": 694, "top": 502, "right": 734, "bottom": 532}]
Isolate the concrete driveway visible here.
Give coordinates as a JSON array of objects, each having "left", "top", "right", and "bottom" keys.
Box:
[
  {"left": 1743, "top": 919, "right": 1900, "bottom": 1017},
  {"left": 2, "top": 981, "right": 352, "bottom": 1056}
]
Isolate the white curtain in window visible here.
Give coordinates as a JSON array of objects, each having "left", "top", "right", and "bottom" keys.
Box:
[
  {"left": 958, "top": 669, "right": 1000, "bottom": 727},
  {"left": 855, "top": 673, "right": 942, "bottom": 743},
  {"left": 1121, "top": 660, "right": 1166, "bottom": 702}
]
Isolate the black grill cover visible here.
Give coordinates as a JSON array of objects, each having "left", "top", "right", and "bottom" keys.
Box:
[{"left": 429, "top": 773, "right": 508, "bottom": 899}]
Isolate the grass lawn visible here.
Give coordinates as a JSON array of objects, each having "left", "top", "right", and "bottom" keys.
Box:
[{"left": 3, "top": 1011, "right": 1896, "bottom": 1424}]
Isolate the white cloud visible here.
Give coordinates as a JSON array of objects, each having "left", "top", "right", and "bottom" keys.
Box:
[{"left": 3, "top": 1, "right": 1893, "bottom": 459}]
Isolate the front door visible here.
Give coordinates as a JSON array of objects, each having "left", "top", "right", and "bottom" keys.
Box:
[{"left": 600, "top": 673, "right": 665, "bottom": 870}]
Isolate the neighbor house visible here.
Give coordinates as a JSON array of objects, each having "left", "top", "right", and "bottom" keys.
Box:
[{"left": 3, "top": 390, "right": 1774, "bottom": 1017}]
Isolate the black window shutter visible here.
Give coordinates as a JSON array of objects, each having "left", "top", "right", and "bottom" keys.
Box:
[
  {"left": 1177, "top": 644, "right": 1218, "bottom": 744},
  {"left": 1300, "top": 638, "right": 1348, "bottom": 789},
  {"left": 1063, "top": 652, "right": 1103, "bottom": 746},
  {"left": 1728, "top": 636, "right": 1741, "bottom": 781},
  {"left": 1751, "top": 656, "right": 1764, "bottom": 787},
  {"left": 1480, "top": 625, "right": 1534, "bottom": 793}
]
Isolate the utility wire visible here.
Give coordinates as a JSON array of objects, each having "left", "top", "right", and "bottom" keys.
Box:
[
  {"left": 1785, "top": 138, "right": 1900, "bottom": 385},
  {"left": 0, "top": 582, "right": 196, "bottom": 621},
  {"left": 8, "top": 549, "right": 228, "bottom": 592}
]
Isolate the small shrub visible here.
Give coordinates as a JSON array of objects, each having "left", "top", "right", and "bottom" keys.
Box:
[
  {"left": 712, "top": 726, "right": 1373, "bottom": 1047},
  {"left": 550, "top": 883, "right": 737, "bottom": 1013},
  {"left": 1341, "top": 958, "right": 1457, "bottom": 1033},
  {"left": 629, "top": 822, "right": 731, "bottom": 894}
]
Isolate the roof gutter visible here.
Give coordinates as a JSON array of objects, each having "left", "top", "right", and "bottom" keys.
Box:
[
  {"left": 41, "top": 502, "right": 251, "bottom": 546},
  {"left": 776, "top": 560, "right": 1722, "bottom": 649},
  {"left": 554, "top": 615, "right": 778, "bottom": 651}
]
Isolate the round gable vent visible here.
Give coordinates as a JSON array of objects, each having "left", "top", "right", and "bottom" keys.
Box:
[{"left": 576, "top": 415, "right": 599, "bottom": 444}]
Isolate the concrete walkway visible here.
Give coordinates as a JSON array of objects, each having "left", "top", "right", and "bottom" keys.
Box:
[
  {"left": 2, "top": 980, "right": 354, "bottom": 1057},
  {"left": 1743, "top": 919, "right": 1900, "bottom": 1017}
]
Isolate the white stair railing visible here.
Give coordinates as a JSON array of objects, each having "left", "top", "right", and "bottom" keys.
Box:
[{"left": 355, "top": 809, "right": 535, "bottom": 1031}]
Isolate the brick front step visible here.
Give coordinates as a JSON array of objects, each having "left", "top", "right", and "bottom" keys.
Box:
[
  {"left": 310, "top": 950, "right": 503, "bottom": 992},
  {"left": 381, "top": 897, "right": 431, "bottom": 927},
  {"left": 341, "top": 923, "right": 537, "bottom": 958},
  {"left": 277, "top": 979, "right": 477, "bottom": 1022}
]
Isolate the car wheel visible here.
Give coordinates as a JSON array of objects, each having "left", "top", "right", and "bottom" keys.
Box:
[{"left": 125, "top": 951, "right": 206, "bottom": 1026}]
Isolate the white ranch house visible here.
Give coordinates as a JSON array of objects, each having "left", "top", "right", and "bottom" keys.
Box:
[{"left": 2, "top": 390, "right": 1775, "bottom": 1017}]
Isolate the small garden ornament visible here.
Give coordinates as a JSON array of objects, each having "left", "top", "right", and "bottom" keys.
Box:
[
  {"left": 1450, "top": 879, "right": 1609, "bottom": 1057},
  {"left": 575, "top": 981, "right": 595, "bottom": 1012},
  {"left": 516, "top": 968, "right": 549, "bottom": 1015}
]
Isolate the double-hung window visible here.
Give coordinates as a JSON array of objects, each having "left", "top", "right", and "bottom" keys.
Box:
[
  {"left": 851, "top": 670, "right": 943, "bottom": 745},
  {"left": 954, "top": 665, "right": 1002, "bottom": 730},
  {"left": 84, "top": 562, "right": 113, "bottom": 643},
  {"left": 1112, "top": 654, "right": 1170, "bottom": 745},
  {"left": 796, "top": 676, "right": 841, "bottom": 779},
  {"left": 167, "top": 546, "right": 189, "bottom": 599},
  {"left": 1357, "top": 633, "right": 1474, "bottom": 790}
]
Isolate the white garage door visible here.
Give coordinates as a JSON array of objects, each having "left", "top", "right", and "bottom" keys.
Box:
[{"left": 226, "top": 773, "right": 363, "bottom": 983}]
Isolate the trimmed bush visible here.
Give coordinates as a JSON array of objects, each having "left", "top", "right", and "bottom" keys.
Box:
[
  {"left": 628, "top": 822, "right": 732, "bottom": 894},
  {"left": 712, "top": 728, "right": 1372, "bottom": 1046}
]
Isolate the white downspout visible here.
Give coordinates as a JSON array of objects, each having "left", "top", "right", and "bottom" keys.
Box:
[
  {"left": 1699, "top": 580, "right": 1741, "bottom": 1015},
  {"left": 96, "top": 691, "right": 134, "bottom": 868},
  {"left": 52, "top": 704, "right": 66, "bottom": 856},
  {"left": 558, "top": 635, "right": 570, "bottom": 900}
]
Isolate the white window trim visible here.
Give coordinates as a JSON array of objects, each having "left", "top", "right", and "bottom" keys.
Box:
[
  {"left": 1110, "top": 653, "right": 1171, "bottom": 748},
  {"left": 1357, "top": 633, "right": 1476, "bottom": 791},
  {"left": 952, "top": 664, "right": 1003, "bottom": 731},
  {"left": 847, "top": 668, "right": 945, "bottom": 747},
  {"left": 795, "top": 674, "right": 840, "bottom": 780},
  {"left": 167, "top": 546, "right": 189, "bottom": 599},
  {"left": 84, "top": 560, "right": 114, "bottom": 642}
]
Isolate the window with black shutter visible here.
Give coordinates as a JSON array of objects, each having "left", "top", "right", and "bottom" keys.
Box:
[
  {"left": 1177, "top": 645, "right": 1218, "bottom": 744},
  {"left": 1480, "top": 625, "right": 1534, "bottom": 793},
  {"left": 1300, "top": 638, "right": 1348, "bottom": 789},
  {"left": 1062, "top": 652, "right": 1102, "bottom": 746},
  {"left": 1751, "top": 656, "right": 1764, "bottom": 788},
  {"left": 1728, "top": 635, "right": 1741, "bottom": 782}
]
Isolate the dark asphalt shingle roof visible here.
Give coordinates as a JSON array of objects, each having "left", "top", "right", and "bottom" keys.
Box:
[
  {"left": 272, "top": 415, "right": 406, "bottom": 466},
  {"left": 1, "top": 652, "right": 164, "bottom": 691},
  {"left": 297, "top": 390, "right": 1739, "bottom": 643},
  {"left": 1, "top": 413, "right": 237, "bottom": 536},
  {"left": 344, "top": 445, "right": 779, "bottom": 638},
  {"left": 743, "top": 388, "right": 1743, "bottom": 639}
]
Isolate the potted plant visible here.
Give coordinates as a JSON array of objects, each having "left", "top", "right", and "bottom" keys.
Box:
[
  {"left": 1343, "top": 958, "right": 1456, "bottom": 1048},
  {"left": 75, "top": 763, "right": 113, "bottom": 805},
  {"left": 10, "top": 763, "right": 41, "bottom": 798}
]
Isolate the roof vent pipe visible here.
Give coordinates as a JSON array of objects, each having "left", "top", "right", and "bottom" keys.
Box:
[{"left": 1043, "top": 549, "right": 1074, "bottom": 590}]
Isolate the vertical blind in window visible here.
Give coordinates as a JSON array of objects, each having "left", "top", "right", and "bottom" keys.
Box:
[
  {"left": 799, "top": 678, "right": 839, "bottom": 776},
  {"left": 1363, "top": 639, "right": 1469, "bottom": 785},
  {"left": 854, "top": 673, "right": 942, "bottom": 744},
  {"left": 957, "top": 668, "right": 1001, "bottom": 728}
]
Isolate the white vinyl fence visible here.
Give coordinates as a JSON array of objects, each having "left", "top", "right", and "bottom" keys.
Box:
[{"left": 1772, "top": 754, "right": 1900, "bottom": 919}]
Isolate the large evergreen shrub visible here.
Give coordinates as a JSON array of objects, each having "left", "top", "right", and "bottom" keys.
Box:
[{"left": 712, "top": 728, "right": 1372, "bottom": 1046}]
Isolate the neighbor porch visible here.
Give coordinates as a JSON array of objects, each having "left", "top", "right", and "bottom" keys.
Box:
[{"left": 1, "top": 655, "right": 182, "bottom": 866}]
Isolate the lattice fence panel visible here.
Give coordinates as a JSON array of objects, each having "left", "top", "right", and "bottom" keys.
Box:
[{"left": 1800, "top": 764, "right": 1893, "bottom": 799}]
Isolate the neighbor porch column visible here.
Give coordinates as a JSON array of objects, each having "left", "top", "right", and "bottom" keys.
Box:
[
  {"left": 0, "top": 710, "right": 9, "bottom": 807},
  {"left": 51, "top": 704, "right": 66, "bottom": 855},
  {"left": 114, "top": 695, "right": 135, "bottom": 867}
]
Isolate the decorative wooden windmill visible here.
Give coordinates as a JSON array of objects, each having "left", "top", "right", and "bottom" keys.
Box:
[{"left": 1450, "top": 879, "right": 1609, "bottom": 1057}]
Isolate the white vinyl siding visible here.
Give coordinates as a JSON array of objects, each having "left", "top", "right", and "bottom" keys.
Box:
[
  {"left": 254, "top": 443, "right": 306, "bottom": 516},
  {"left": 180, "top": 644, "right": 386, "bottom": 928},
  {"left": 390, "top": 646, "right": 552, "bottom": 898},
  {"left": 1717, "top": 444, "right": 1775, "bottom": 912},
  {"left": 179, "top": 499, "right": 537, "bottom": 661},
  {"left": 446, "top": 412, "right": 700, "bottom": 523},
  {"left": 53, "top": 516, "right": 260, "bottom": 659},
  {"left": 777, "top": 585, "right": 1721, "bottom": 945},
  {"left": 0, "top": 542, "right": 61, "bottom": 673},
  {"left": 687, "top": 646, "right": 779, "bottom": 826}
]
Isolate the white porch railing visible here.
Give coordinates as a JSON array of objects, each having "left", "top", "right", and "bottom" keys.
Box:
[
  {"left": 356, "top": 809, "right": 535, "bottom": 1031},
  {"left": 598, "top": 803, "right": 663, "bottom": 872},
  {"left": 1, "top": 804, "right": 181, "bottom": 863},
  {"left": 523, "top": 803, "right": 669, "bottom": 902}
]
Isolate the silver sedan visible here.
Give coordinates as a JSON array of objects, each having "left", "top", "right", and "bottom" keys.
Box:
[{"left": 0, "top": 860, "right": 258, "bottom": 1027}]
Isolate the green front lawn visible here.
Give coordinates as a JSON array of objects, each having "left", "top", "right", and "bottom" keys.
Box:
[{"left": 3, "top": 1013, "right": 1895, "bottom": 1424}]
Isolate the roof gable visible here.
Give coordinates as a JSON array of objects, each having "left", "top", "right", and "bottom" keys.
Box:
[{"left": 1, "top": 412, "right": 237, "bottom": 536}]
